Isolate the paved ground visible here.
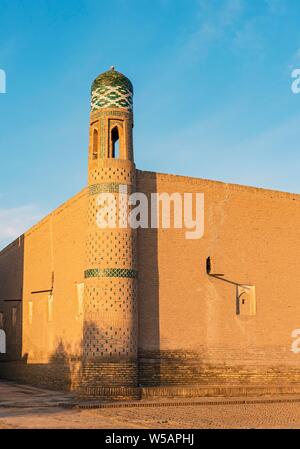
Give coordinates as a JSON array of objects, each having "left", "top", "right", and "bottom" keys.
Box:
[{"left": 0, "top": 380, "right": 300, "bottom": 429}]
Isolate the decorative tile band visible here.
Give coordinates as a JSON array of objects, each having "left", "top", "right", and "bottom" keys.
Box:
[
  {"left": 97, "top": 110, "right": 132, "bottom": 118},
  {"left": 89, "top": 183, "right": 134, "bottom": 196},
  {"left": 84, "top": 268, "right": 138, "bottom": 279},
  {"left": 91, "top": 85, "right": 133, "bottom": 112}
]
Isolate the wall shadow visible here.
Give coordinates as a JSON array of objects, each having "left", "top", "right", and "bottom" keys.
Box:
[{"left": 137, "top": 172, "right": 160, "bottom": 386}]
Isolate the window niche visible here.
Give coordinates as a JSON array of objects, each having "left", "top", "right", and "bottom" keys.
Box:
[
  {"left": 92, "top": 128, "right": 99, "bottom": 160},
  {"left": 237, "top": 285, "right": 256, "bottom": 316},
  {"left": 111, "top": 126, "right": 120, "bottom": 158}
]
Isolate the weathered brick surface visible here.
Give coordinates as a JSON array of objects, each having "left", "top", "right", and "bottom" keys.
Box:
[
  {"left": 79, "top": 359, "right": 138, "bottom": 387},
  {"left": 0, "top": 360, "right": 73, "bottom": 390}
]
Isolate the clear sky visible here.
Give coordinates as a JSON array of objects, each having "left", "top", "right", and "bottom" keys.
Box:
[{"left": 1, "top": 0, "right": 300, "bottom": 248}]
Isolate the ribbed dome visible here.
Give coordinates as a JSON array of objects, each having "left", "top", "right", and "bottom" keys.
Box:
[{"left": 91, "top": 67, "right": 133, "bottom": 112}]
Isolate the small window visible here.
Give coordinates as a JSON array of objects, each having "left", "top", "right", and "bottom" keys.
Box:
[
  {"left": 206, "top": 257, "right": 212, "bottom": 274},
  {"left": 237, "top": 285, "right": 256, "bottom": 316},
  {"left": 111, "top": 126, "right": 120, "bottom": 158},
  {"left": 92, "top": 128, "right": 98, "bottom": 160}
]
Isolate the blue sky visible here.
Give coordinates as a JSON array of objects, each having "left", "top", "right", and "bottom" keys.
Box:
[{"left": 0, "top": 0, "right": 300, "bottom": 248}]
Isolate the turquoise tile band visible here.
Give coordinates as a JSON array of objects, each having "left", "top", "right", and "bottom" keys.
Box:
[
  {"left": 84, "top": 268, "right": 138, "bottom": 279},
  {"left": 89, "top": 183, "right": 133, "bottom": 195}
]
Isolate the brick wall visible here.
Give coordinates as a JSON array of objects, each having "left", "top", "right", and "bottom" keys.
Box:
[
  {"left": 0, "top": 189, "right": 87, "bottom": 390},
  {"left": 1, "top": 170, "right": 300, "bottom": 393},
  {"left": 137, "top": 171, "right": 300, "bottom": 386}
]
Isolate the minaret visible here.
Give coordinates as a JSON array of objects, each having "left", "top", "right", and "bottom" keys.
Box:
[{"left": 81, "top": 67, "right": 138, "bottom": 399}]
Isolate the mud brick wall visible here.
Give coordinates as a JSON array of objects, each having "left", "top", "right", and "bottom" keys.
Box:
[
  {"left": 1, "top": 170, "right": 300, "bottom": 392},
  {"left": 137, "top": 171, "right": 300, "bottom": 386},
  {"left": 0, "top": 189, "right": 87, "bottom": 390}
]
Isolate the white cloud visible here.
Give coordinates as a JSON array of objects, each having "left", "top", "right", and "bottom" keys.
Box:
[{"left": 0, "top": 205, "right": 44, "bottom": 250}]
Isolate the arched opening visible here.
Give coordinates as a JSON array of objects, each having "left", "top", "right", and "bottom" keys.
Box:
[
  {"left": 92, "top": 128, "right": 98, "bottom": 159},
  {"left": 111, "top": 126, "right": 120, "bottom": 158}
]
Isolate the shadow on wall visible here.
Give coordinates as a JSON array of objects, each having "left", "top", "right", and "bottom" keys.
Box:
[
  {"left": 0, "top": 320, "right": 145, "bottom": 392},
  {"left": 137, "top": 172, "right": 161, "bottom": 386},
  {"left": 0, "top": 339, "right": 74, "bottom": 391}
]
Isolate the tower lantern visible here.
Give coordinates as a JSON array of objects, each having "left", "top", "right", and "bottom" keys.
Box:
[{"left": 89, "top": 66, "right": 134, "bottom": 166}]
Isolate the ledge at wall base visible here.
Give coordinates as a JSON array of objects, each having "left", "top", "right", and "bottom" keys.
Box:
[
  {"left": 76, "top": 386, "right": 141, "bottom": 401},
  {"left": 75, "top": 383, "right": 300, "bottom": 404},
  {"left": 140, "top": 384, "right": 300, "bottom": 399}
]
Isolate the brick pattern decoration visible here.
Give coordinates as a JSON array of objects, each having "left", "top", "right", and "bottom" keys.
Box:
[
  {"left": 88, "top": 182, "right": 134, "bottom": 196},
  {"left": 89, "top": 109, "right": 133, "bottom": 161},
  {"left": 86, "top": 230, "right": 137, "bottom": 268},
  {"left": 84, "top": 180, "right": 138, "bottom": 364},
  {"left": 84, "top": 268, "right": 138, "bottom": 279},
  {"left": 89, "top": 165, "right": 135, "bottom": 185},
  {"left": 80, "top": 77, "right": 138, "bottom": 397}
]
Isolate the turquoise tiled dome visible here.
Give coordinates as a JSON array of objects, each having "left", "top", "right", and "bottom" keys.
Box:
[{"left": 91, "top": 67, "right": 133, "bottom": 112}]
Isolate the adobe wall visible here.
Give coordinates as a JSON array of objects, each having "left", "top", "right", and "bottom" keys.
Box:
[
  {"left": 1, "top": 169, "right": 300, "bottom": 392},
  {"left": 0, "top": 189, "right": 87, "bottom": 390},
  {"left": 137, "top": 170, "right": 300, "bottom": 386}
]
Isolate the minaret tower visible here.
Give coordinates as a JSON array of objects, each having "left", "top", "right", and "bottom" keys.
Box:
[{"left": 81, "top": 67, "right": 138, "bottom": 399}]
